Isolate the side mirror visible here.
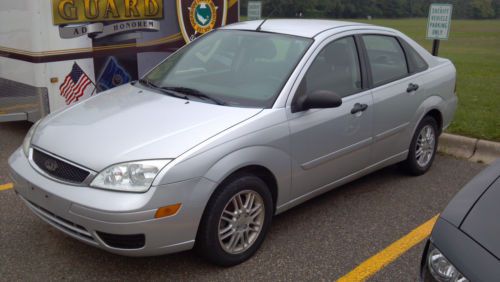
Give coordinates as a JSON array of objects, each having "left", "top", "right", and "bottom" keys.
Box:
[{"left": 294, "top": 90, "right": 343, "bottom": 112}]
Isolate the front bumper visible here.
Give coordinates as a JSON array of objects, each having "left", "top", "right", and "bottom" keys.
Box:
[{"left": 8, "top": 147, "right": 217, "bottom": 256}]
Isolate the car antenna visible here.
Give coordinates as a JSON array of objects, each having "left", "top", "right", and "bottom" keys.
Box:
[
  {"left": 256, "top": 19, "right": 267, "bottom": 31},
  {"left": 256, "top": 4, "right": 277, "bottom": 32}
]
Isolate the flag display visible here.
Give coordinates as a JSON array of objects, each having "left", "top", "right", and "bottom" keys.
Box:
[
  {"left": 59, "top": 63, "right": 93, "bottom": 105},
  {"left": 97, "top": 57, "right": 132, "bottom": 91}
]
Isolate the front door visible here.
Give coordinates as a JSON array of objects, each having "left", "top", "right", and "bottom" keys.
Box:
[{"left": 287, "top": 36, "right": 373, "bottom": 198}]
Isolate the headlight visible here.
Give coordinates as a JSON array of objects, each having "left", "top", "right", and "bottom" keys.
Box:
[
  {"left": 428, "top": 246, "right": 469, "bottom": 282},
  {"left": 90, "top": 160, "right": 171, "bottom": 192},
  {"left": 23, "top": 120, "right": 41, "bottom": 157}
]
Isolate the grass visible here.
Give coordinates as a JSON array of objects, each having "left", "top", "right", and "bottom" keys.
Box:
[{"left": 350, "top": 18, "right": 500, "bottom": 141}]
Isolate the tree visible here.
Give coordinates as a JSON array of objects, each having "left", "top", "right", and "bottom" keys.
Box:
[
  {"left": 494, "top": 0, "right": 500, "bottom": 17},
  {"left": 262, "top": 0, "right": 316, "bottom": 18},
  {"left": 256, "top": 0, "right": 498, "bottom": 19},
  {"left": 470, "top": 0, "right": 496, "bottom": 18}
]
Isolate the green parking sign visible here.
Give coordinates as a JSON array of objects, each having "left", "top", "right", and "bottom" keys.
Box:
[
  {"left": 247, "top": 1, "right": 262, "bottom": 20},
  {"left": 427, "top": 3, "right": 453, "bottom": 40}
]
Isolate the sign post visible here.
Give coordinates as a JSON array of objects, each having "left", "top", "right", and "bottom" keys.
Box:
[
  {"left": 426, "top": 3, "right": 453, "bottom": 56},
  {"left": 247, "top": 1, "right": 262, "bottom": 21}
]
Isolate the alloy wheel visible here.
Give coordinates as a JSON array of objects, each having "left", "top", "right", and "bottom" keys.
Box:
[
  {"left": 218, "top": 190, "right": 265, "bottom": 254},
  {"left": 415, "top": 125, "right": 436, "bottom": 168}
]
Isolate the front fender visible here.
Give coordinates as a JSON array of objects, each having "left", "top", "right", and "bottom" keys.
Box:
[
  {"left": 156, "top": 109, "right": 292, "bottom": 209},
  {"left": 203, "top": 146, "right": 292, "bottom": 208}
]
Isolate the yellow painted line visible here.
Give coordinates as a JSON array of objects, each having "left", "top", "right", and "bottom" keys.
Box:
[
  {"left": 337, "top": 214, "right": 439, "bottom": 282},
  {"left": 0, "top": 183, "right": 14, "bottom": 191}
]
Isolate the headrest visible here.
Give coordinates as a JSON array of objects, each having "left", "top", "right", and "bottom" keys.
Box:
[
  {"left": 243, "top": 37, "right": 277, "bottom": 60},
  {"left": 325, "top": 43, "right": 351, "bottom": 66}
]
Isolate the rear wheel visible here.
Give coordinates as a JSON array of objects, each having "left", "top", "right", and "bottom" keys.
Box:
[
  {"left": 196, "top": 174, "right": 273, "bottom": 266},
  {"left": 403, "top": 116, "right": 439, "bottom": 176}
]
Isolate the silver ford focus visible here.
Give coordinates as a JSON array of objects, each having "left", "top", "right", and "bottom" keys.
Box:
[{"left": 8, "top": 20, "right": 457, "bottom": 266}]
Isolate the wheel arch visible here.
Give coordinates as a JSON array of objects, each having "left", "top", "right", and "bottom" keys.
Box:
[
  {"left": 425, "top": 109, "right": 443, "bottom": 134},
  {"left": 411, "top": 95, "right": 445, "bottom": 138},
  {"left": 215, "top": 165, "right": 279, "bottom": 213},
  {"left": 203, "top": 146, "right": 292, "bottom": 213}
]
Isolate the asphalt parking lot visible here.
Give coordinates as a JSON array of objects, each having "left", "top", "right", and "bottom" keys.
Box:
[{"left": 0, "top": 121, "right": 485, "bottom": 281}]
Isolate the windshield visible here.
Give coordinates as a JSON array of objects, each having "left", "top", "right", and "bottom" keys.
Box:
[{"left": 144, "top": 30, "right": 312, "bottom": 108}]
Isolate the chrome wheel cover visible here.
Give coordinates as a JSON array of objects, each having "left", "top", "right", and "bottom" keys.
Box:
[
  {"left": 415, "top": 125, "right": 436, "bottom": 168},
  {"left": 218, "top": 190, "right": 265, "bottom": 254}
]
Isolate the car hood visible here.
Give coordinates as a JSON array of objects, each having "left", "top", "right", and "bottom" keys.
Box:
[
  {"left": 460, "top": 175, "right": 500, "bottom": 259},
  {"left": 32, "top": 84, "right": 262, "bottom": 171},
  {"left": 440, "top": 160, "right": 500, "bottom": 260}
]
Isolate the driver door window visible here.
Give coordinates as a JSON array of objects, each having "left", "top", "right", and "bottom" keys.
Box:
[{"left": 301, "top": 36, "right": 362, "bottom": 99}]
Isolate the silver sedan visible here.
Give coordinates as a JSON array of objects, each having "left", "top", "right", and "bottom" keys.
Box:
[{"left": 8, "top": 19, "right": 457, "bottom": 266}]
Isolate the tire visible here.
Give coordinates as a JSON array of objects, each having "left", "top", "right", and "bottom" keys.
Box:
[
  {"left": 196, "top": 173, "right": 273, "bottom": 266},
  {"left": 403, "top": 116, "right": 439, "bottom": 176}
]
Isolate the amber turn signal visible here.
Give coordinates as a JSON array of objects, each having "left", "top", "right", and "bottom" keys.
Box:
[{"left": 155, "top": 203, "right": 182, "bottom": 218}]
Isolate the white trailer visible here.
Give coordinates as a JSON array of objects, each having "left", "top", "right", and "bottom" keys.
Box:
[{"left": 0, "top": 0, "right": 239, "bottom": 122}]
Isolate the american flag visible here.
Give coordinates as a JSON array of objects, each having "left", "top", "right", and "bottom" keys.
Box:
[{"left": 59, "top": 63, "right": 93, "bottom": 105}]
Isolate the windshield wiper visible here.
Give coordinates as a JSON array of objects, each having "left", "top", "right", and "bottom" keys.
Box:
[
  {"left": 162, "top": 86, "right": 226, "bottom": 106},
  {"left": 138, "top": 79, "right": 189, "bottom": 100},
  {"left": 138, "top": 78, "right": 158, "bottom": 88}
]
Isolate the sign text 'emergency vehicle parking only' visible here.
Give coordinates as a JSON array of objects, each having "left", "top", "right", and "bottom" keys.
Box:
[
  {"left": 247, "top": 1, "right": 262, "bottom": 20},
  {"left": 427, "top": 3, "right": 452, "bottom": 56}
]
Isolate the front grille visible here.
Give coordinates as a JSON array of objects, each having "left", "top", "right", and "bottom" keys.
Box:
[
  {"left": 32, "top": 149, "right": 89, "bottom": 184},
  {"left": 97, "top": 232, "right": 146, "bottom": 249}
]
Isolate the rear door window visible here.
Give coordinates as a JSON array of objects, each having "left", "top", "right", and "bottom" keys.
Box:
[{"left": 362, "top": 35, "right": 409, "bottom": 86}]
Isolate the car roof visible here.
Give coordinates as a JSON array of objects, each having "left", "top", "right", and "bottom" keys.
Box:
[{"left": 220, "top": 19, "right": 372, "bottom": 38}]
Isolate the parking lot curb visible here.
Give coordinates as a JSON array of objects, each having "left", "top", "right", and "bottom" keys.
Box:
[
  {"left": 438, "top": 133, "right": 500, "bottom": 164},
  {"left": 470, "top": 139, "right": 500, "bottom": 164}
]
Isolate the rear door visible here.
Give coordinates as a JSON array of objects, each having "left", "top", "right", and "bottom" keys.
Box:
[{"left": 361, "top": 34, "right": 425, "bottom": 163}]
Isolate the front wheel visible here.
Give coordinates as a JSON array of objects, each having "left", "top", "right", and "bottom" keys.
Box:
[
  {"left": 196, "top": 174, "right": 273, "bottom": 266},
  {"left": 403, "top": 116, "right": 439, "bottom": 176}
]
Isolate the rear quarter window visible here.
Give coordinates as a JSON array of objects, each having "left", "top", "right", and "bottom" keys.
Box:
[{"left": 400, "top": 40, "right": 429, "bottom": 73}]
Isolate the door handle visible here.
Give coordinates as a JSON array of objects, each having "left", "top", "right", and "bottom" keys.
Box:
[
  {"left": 407, "top": 83, "right": 419, "bottom": 93},
  {"left": 351, "top": 103, "right": 368, "bottom": 115}
]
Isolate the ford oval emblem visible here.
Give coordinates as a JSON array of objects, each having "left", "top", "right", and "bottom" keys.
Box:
[{"left": 44, "top": 159, "right": 59, "bottom": 172}]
